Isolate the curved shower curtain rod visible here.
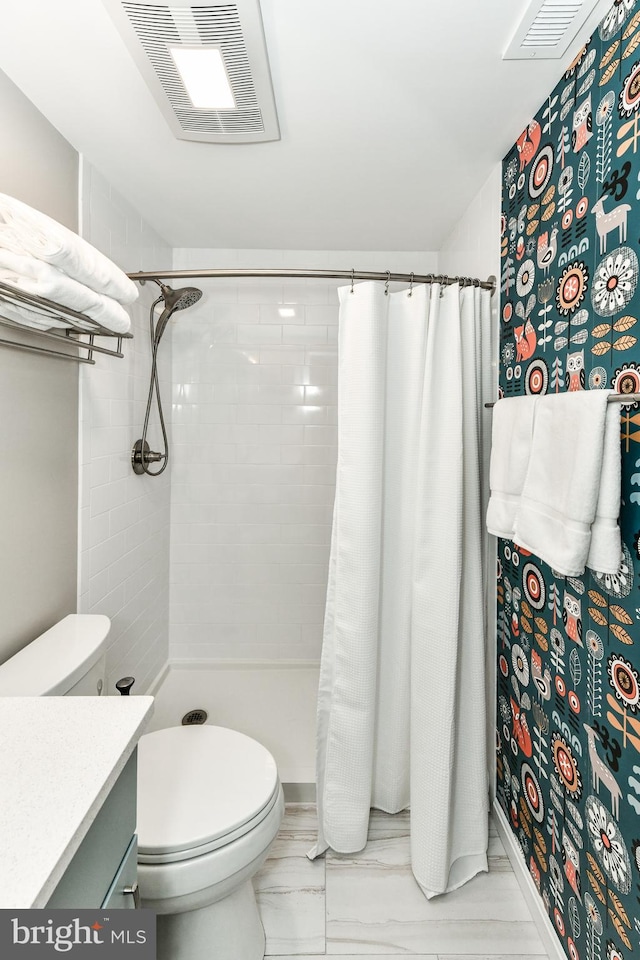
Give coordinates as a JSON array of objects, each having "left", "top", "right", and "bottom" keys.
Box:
[{"left": 128, "top": 267, "right": 497, "bottom": 294}]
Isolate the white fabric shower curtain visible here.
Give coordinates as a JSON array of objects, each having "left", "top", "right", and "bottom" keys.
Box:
[{"left": 311, "top": 280, "right": 492, "bottom": 898}]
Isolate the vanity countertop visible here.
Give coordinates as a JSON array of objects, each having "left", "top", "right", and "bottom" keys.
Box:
[{"left": 0, "top": 696, "right": 154, "bottom": 908}]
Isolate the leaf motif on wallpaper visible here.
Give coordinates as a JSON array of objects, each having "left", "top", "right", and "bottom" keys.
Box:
[
  {"left": 543, "top": 95, "right": 559, "bottom": 134},
  {"left": 592, "top": 340, "right": 613, "bottom": 355},
  {"left": 617, "top": 115, "right": 640, "bottom": 157},
  {"left": 600, "top": 39, "right": 620, "bottom": 68},
  {"left": 588, "top": 589, "right": 608, "bottom": 607},
  {"left": 592, "top": 323, "right": 612, "bottom": 339},
  {"left": 560, "top": 96, "right": 575, "bottom": 121},
  {"left": 610, "top": 604, "right": 633, "bottom": 625},
  {"left": 596, "top": 98, "right": 614, "bottom": 183},
  {"left": 578, "top": 152, "right": 591, "bottom": 191},
  {"left": 527, "top": 203, "right": 539, "bottom": 220},
  {"left": 535, "top": 632, "right": 549, "bottom": 651},
  {"left": 609, "top": 890, "right": 631, "bottom": 929},
  {"left": 535, "top": 617, "right": 548, "bottom": 634},
  {"left": 578, "top": 68, "right": 596, "bottom": 96},
  {"left": 589, "top": 607, "right": 608, "bottom": 626},
  {"left": 521, "top": 615, "right": 532, "bottom": 634},
  {"left": 542, "top": 184, "right": 556, "bottom": 205},
  {"left": 614, "top": 334, "right": 638, "bottom": 350},
  {"left": 572, "top": 310, "right": 589, "bottom": 328},
  {"left": 569, "top": 897, "right": 581, "bottom": 940},
  {"left": 534, "top": 826, "right": 547, "bottom": 853},
  {"left": 623, "top": 10, "right": 640, "bottom": 39},
  {"left": 610, "top": 623, "right": 633, "bottom": 645},
  {"left": 623, "top": 30, "right": 640, "bottom": 59},
  {"left": 527, "top": 219, "right": 539, "bottom": 235},
  {"left": 614, "top": 314, "right": 637, "bottom": 331},
  {"left": 555, "top": 329, "right": 588, "bottom": 350},
  {"left": 578, "top": 48, "right": 596, "bottom": 76},
  {"left": 588, "top": 871, "right": 606, "bottom": 902},
  {"left": 542, "top": 202, "right": 556, "bottom": 221},
  {"left": 570, "top": 647, "right": 582, "bottom": 686},
  {"left": 609, "top": 912, "right": 633, "bottom": 950},
  {"left": 588, "top": 852, "right": 605, "bottom": 885},
  {"left": 521, "top": 599, "right": 533, "bottom": 619},
  {"left": 561, "top": 82, "right": 574, "bottom": 104},
  {"left": 600, "top": 59, "right": 620, "bottom": 85}
]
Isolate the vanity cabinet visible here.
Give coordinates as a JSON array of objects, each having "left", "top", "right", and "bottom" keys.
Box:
[{"left": 46, "top": 752, "right": 138, "bottom": 909}]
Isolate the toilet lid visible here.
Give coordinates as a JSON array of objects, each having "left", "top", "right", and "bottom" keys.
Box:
[{"left": 136, "top": 725, "right": 279, "bottom": 857}]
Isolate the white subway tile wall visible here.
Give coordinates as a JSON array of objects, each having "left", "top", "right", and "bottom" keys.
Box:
[
  {"left": 78, "top": 159, "right": 173, "bottom": 694},
  {"left": 169, "top": 248, "right": 437, "bottom": 660}
]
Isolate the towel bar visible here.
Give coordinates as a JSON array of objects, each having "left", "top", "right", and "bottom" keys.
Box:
[{"left": 485, "top": 394, "right": 640, "bottom": 408}]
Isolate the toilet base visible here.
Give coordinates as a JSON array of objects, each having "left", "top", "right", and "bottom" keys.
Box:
[{"left": 156, "top": 879, "right": 266, "bottom": 960}]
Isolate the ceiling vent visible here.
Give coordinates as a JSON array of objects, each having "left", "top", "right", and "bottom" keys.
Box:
[
  {"left": 504, "top": 0, "right": 608, "bottom": 60},
  {"left": 101, "top": 0, "right": 280, "bottom": 143}
]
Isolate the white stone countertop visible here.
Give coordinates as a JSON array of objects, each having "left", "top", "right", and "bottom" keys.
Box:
[{"left": 0, "top": 696, "right": 154, "bottom": 908}]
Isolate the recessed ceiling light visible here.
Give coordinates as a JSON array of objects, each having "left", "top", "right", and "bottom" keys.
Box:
[
  {"left": 101, "top": 0, "right": 280, "bottom": 143},
  {"left": 169, "top": 46, "right": 235, "bottom": 110}
]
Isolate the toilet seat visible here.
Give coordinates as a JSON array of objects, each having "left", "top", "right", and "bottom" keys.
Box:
[{"left": 136, "top": 725, "right": 279, "bottom": 865}]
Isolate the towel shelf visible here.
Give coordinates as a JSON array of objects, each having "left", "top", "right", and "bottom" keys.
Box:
[
  {"left": 0, "top": 282, "right": 132, "bottom": 364},
  {"left": 485, "top": 394, "right": 640, "bottom": 408}
]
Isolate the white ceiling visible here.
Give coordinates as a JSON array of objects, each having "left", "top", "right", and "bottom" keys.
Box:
[{"left": 0, "top": 0, "right": 613, "bottom": 251}]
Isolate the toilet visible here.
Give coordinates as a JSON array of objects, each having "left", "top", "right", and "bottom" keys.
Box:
[{"left": 0, "top": 614, "right": 284, "bottom": 960}]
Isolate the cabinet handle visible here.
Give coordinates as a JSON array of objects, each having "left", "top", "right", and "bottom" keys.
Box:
[{"left": 123, "top": 883, "right": 141, "bottom": 909}]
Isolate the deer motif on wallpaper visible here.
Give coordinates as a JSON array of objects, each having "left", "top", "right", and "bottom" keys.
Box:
[{"left": 583, "top": 722, "right": 621, "bottom": 817}]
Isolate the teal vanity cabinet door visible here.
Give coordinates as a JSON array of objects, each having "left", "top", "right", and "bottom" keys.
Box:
[
  {"left": 101, "top": 836, "right": 139, "bottom": 910},
  {"left": 47, "top": 752, "right": 137, "bottom": 909}
]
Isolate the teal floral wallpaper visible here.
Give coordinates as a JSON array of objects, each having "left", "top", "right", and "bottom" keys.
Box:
[{"left": 497, "top": 3, "right": 640, "bottom": 958}]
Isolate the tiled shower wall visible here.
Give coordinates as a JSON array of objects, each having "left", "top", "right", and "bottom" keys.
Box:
[
  {"left": 78, "top": 159, "right": 173, "bottom": 693},
  {"left": 169, "top": 248, "right": 437, "bottom": 661}
]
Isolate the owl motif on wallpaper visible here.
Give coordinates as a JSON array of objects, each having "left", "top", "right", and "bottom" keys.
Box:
[
  {"left": 572, "top": 94, "right": 593, "bottom": 152},
  {"left": 562, "top": 592, "right": 583, "bottom": 646},
  {"left": 565, "top": 349, "right": 585, "bottom": 391}
]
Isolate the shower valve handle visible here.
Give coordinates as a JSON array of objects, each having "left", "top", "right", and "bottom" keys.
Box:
[{"left": 132, "top": 439, "right": 165, "bottom": 475}]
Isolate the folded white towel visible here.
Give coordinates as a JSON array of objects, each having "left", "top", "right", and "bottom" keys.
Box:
[
  {"left": 0, "top": 299, "right": 71, "bottom": 331},
  {"left": 0, "top": 250, "right": 130, "bottom": 334},
  {"left": 0, "top": 193, "right": 138, "bottom": 306},
  {"left": 513, "top": 391, "right": 620, "bottom": 577},
  {"left": 486, "top": 396, "right": 538, "bottom": 539}
]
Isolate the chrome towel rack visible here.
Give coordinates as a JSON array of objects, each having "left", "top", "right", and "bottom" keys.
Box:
[
  {"left": 0, "top": 282, "right": 132, "bottom": 364},
  {"left": 484, "top": 394, "right": 640, "bottom": 408}
]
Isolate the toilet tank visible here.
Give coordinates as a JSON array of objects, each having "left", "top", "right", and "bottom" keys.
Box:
[{"left": 0, "top": 614, "right": 110, "bottom": 696}]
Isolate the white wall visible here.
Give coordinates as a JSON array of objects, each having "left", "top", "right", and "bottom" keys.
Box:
[
  {"left": 78, "top": 159, "right": 173, "bottom": 694},
  {"left": 169, "top": 248, "right": 437, "bottom": 661}
]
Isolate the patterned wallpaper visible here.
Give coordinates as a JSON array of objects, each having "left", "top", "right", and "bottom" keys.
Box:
[{"left": 497, "top": 3, "right": 640, "bottom": 958}]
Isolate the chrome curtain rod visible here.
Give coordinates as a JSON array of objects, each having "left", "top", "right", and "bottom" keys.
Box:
[
  {"left": 128, "top": 267, "right": 496, "bottom": 294},
  {"left": 484, "top": 394, "right": 640, "bottom": 408}
]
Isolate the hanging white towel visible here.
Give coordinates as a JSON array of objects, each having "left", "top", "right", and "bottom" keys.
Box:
[
  {"left": 586, "top": 399, "right": 622, "bottom": 574},
  {"left": 0, "top": 250, "right": 131, "bottom": 333},
  {"left": 513, "top": 391, "right": 620, "bottom": 577},
  {"left": 0, "top": 193, "right": 138, "bottom": 306},
  {"left": 485, "top": 396, "right": 538, "bottom": 539}
]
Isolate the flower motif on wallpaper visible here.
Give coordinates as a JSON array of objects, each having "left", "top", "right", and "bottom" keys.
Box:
[
  {"left": 516, "top": 259, "right": 536, "bottom": 298},
  {"left": 599, "top": 0, "right": 636, "bottom": 42},
  {"left": 608, "top": 653, "right": 640, "bottom": 712},
  {"left": 512, "top": 644, "right": 530, "bottom": 686},
  {"left": 607, "top": 940, "right": 625, "bottom": 960},
  {"left": 556, "top": 262, "right": 589, "bottom": 315},
  {"left": 559, "top": 166, "right": 574, "bottom": 195},
  {"left": 612, "top": 361, "right": 640, "bottom": 406},
  {"left": 586, "top": 795, "right": 632, "bottom": 893},
  {"left": 551, "top": 732, "right": 583, "bottom": 797},
  {"left": 589, "top": 366, "right": 608, "bottom": 389},
  {"left": 593, "top": 541, "right": 634, "bottom": 598},
  {"left": 619, "top": 60, "right": 640, "bottom": 118},
  {"left": 591, "top": 247, "right": 639, "bottom": 316},
  {"left": 597, "top": 91, "right": 616, "bottom": 126}
]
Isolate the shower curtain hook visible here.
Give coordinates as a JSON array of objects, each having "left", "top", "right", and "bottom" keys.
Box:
[
  {"left": 384, "top": 271, "right": 391, "bottom": 296},
  {"left": 350, "top": 268, "right": 355, "bottom": 294},
  {"left": 408, "top": 272, "right": 414, "bottom": 297}
]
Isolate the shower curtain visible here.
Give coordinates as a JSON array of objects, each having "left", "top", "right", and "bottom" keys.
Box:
[{"left": 311, "top": 279, "right": 493, "bottom": 898}]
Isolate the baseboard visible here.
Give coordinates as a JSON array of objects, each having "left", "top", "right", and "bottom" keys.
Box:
[
  {"left": 493, "top": 800, "right": 565, "bottom": 960},
  {"left": 283, "top": 782, "right": 316, "bottom": 803},
  {"left": 168, "top": 658, "right": 321, "bottom": 670}
]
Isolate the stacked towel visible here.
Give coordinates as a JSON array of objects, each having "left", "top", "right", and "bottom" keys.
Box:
[
  {"left": 0, "top": 250, "right": 131, "bottom": 334},
  {"left": 0, "top": 192, "right": 137, "bottom": 335},
  {"left": 486, "top": 392, "right": 621, "bottom": 577}
]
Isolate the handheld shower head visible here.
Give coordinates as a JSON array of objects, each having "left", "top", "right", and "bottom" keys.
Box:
[{"left": 154, "top": 283, "right": 203, "bottom": 345}]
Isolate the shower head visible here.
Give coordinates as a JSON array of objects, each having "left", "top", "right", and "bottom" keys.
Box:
[{"left": 154, "top": 283, "right": 203, "bottom": 345}]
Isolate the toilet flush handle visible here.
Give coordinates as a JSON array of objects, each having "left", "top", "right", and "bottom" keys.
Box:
[{"left": 116, "top": 677, "right": 135, "bottom": 696}]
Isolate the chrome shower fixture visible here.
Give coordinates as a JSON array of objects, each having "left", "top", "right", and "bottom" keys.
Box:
[{"left": 132, "top": 280, "right": 203, "bottom": 476}]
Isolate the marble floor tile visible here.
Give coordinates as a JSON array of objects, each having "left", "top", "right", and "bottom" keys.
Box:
[
  {"left": 325, "top": 835, "right": 545, "bottom": 955},
  {"left": 256, "top": 836, "right": 326, "bottom": 956},
  {"left": 367, "top": 809, "right": 410, "bottom": 840},
  {"left": 280, "top": 803, "right": 319, "bottom": 840}
]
